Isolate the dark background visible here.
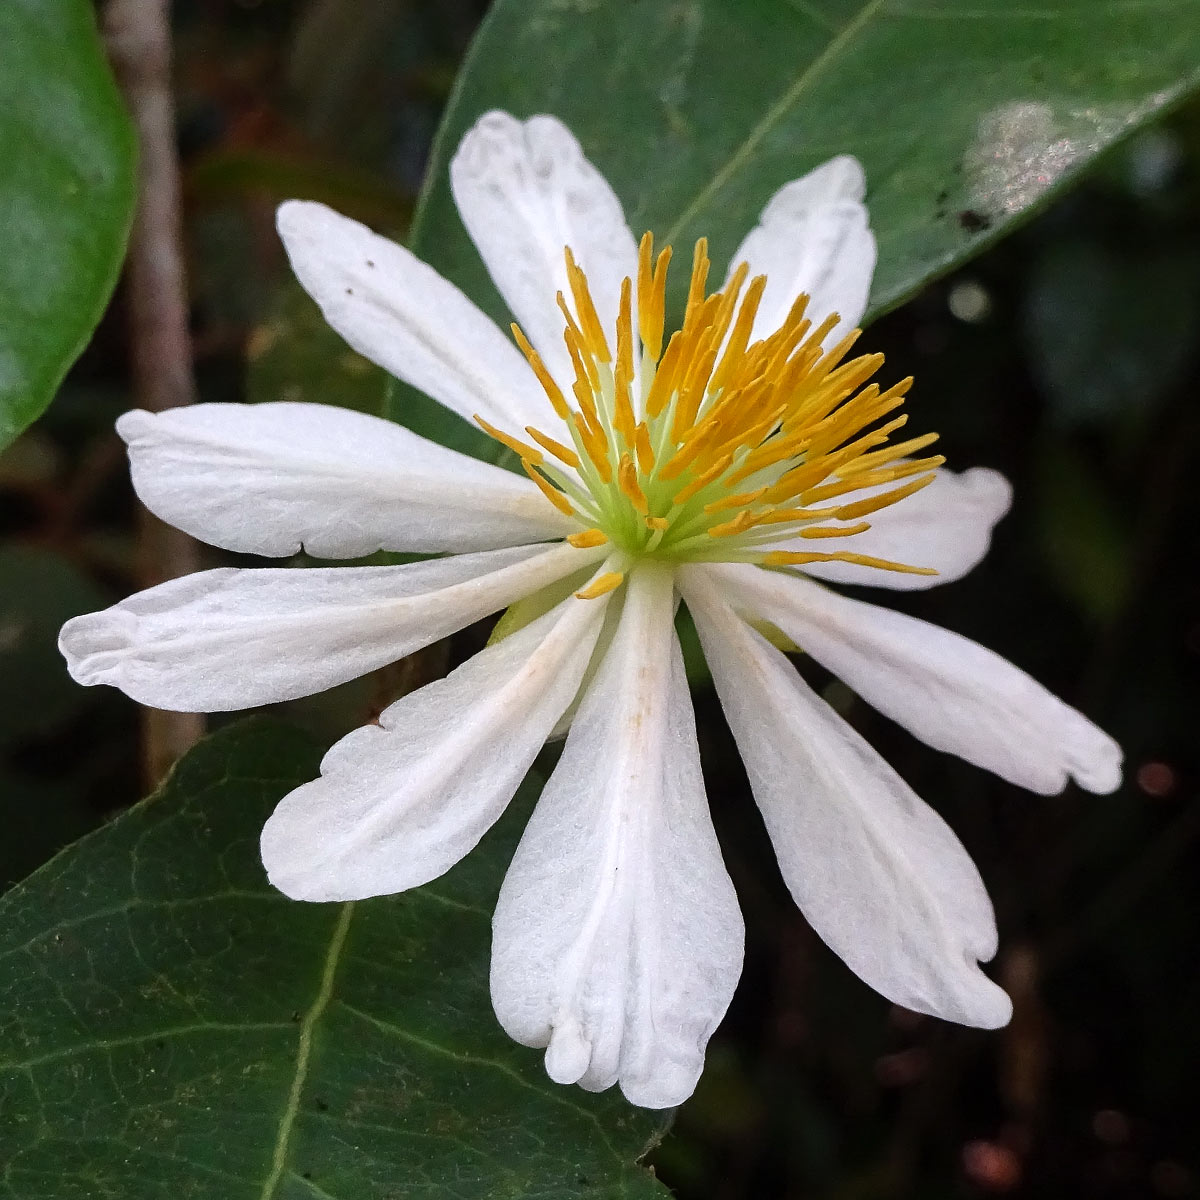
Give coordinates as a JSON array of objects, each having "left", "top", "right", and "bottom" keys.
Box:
[{"left": 1, "top": 2, "right": 1197, "bottom": 1196}]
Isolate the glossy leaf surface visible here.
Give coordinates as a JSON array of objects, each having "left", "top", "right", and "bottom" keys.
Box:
[
  {"left": 392, "top": 0, "right": 1200, "bottom": 458},
  {"left": 0, "top": 721, "right": 668, "bottom": 1199},
  {"left": 0, "top": 0, "right": 136, "bottom": 449}
]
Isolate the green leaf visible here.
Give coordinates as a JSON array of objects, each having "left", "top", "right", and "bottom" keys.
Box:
[
  {"left": 0, "top": 0, "right": 136, "bottom": 451},
  {"left": 0, "top": 720, "right": 667, "bottom": 1199},
  {"left": 393, "top": 0, "right": 1200, "bottom": 459}
]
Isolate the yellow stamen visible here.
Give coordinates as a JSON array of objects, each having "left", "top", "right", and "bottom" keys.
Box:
[
  {"left": 475, "top": 415, "right": 544, "bottom": 465},
  {"left": 685, "top": 237, "right": 710, "bottom": 323},
  {"left": 634, "top": 422, "right": 656, "bottom": 473},
  {"left": 673, "top": 453, "right": 732, "bottom": 506},
  {"left": 521, "top": 459, "right": 575, "bottom": 516},
  {"left": 660, "top": 410, "right": 727, "bottom": 481},
  {"left": 762, "top": 549, "right": 938, "bottom": 576},
  {"left": 469, "top": 228, "right": 940, "bottom": 574},
  {"left": 799, "top": 520, "right": 872, "bottom": 539},
  {"left": 710, "top": 262, "right": 750, "bottom": 357},
  {"left": 576, "top": 571, "right": 625, "bottom": 600},
  {"left": 705, "top": 485, "right": 769, "bottom": 513},
  {"left": 559, "top": 296, "right": 602, "bottom": 392},
  {"left": 613, "top": 277, "right": 637, "bottom": 447},
  {"left": 670, "top": 339, "right": 720, "bottom": 440},
  {"left": 728, "top": 505, "right": 837, "bottom": 528},
  {"left": 837, "top": 431, "right": 941, "bottom": 476},
  {"left": 525, "top": 425, "right": 581, "bottom": 469},
  {"left": 801, "top": 455, "right": 946, "bottom": 504},
  {"left": 564, "top": 248, "right": 612, "bottom": 362},
  {"left": 707, "top": 509, "right": 760, "bottom": 538},
  {"left": 710, "top": 273, "right": 767, "bottom": 396},
  {"left": 637, "top": 233, "right": 671, "bottom": 361},
  {"left": 832, "top": 472, "right": 936, "bottom": 520},
  {"left": 512, "top": 324, "right": 570, "bottom": 419},
  {"left": 644, "top": 332, "right": 683, "bottom": 419},
  {"left": 806, "top": 410, "right": 907, "bottom": 463},
  {"left": 618, "top": 452, "right": 649, "bottom": 514},
  {"left": 572, "top": 411, "right": 612, "bottom": 483},
  {"left": 568, "top": 528, "right": 608, "bottom": 548}
]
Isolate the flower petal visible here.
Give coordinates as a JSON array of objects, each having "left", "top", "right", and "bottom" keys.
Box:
[
  {"left": 451, "top": 111, "right": 639, "bottom": 389},
  {"left": 59, "top": 543, "right": 599, "bottom": 711},
  {"left": 277, "top": 199, "right": 548, "bottom": 431},
  {"left": 780, "top": 466, "right": 1013, "bottom": 590},
  {"left": 491, "top": 563, "right": 743, "bottom": 1109},
  {"left": 726, "top": 155, "right": 876, "bottom": 345},
  {"left": 118, "top": 402, "right": 572, "bottom": 558},
  {"left": 712, "top": 561, "right": 1122, "bottom": 795},
  {"left": 261, "top": 590, "right": 609, "bottom": 902},
  {"left": 680, "top": 564, "right": 1012, "bottom": 1029}
]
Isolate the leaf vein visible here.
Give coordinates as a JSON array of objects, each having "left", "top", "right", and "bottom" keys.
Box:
[
  {"left": 338, "top": 1001, "right": 627, "bottom": 1167},
  {"left": 258, "top": 901, "right": 355, "bottom": 1200},
  {"left": 0, "top": 1020, "right": 293, "bottom": 1073},
  {"left": 663, "top": 0, "right": 890, "bottom": 244}
]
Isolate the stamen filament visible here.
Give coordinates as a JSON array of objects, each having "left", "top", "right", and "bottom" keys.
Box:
[{"left": 473, "top": 232, "right": 941, "bottom": 574}]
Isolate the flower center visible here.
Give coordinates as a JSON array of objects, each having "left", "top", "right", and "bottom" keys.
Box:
[{"left": 476, "top": 234, "right": 943, "bottom": 592}]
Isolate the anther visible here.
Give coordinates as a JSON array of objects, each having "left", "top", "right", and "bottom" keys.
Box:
[
  {"left": 575, "top": 571, "right": 625, "bottom": 600},
  {"left": 525, "top": 425, "right": 581, "bottom": 469},
  {"left": 567, "top": 528, "right": 608, "bottom": 548},
  {"left": 520, "top": 459, "right": 575, "bottom": 516}
]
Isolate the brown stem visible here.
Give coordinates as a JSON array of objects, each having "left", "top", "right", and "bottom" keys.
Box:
[{"left": 105, "top": 0, "right": 205, "bottom": 784}]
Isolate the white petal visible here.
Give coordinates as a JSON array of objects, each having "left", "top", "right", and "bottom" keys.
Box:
[
  {"left": 680, "top": 565, "right": 1011, "bottom": 1029},
  {"left": 118, "top": 402, "right": 572, "bottom": 558},
  {"left": 727, "top": 155, "right": 876, "bottom": 346},
  {"left": 491, "top": 563, "right": 743, "bottom": 1109},
  {"left": 59, "top": 543, "right": 599, "bottom": 712},
  {"left": 277, "top": 199, "right": 550, "bottom": 431},
  {"left": 713, "top": 562, "right": 1122, "bottom": 796},
  {"left": 783, "top": 466, "right": 1013, "bottom": 591},
  {"left": 451, "top": 112, "right": 639, "bottom": 389},
  {"left": 261, "top": 590, "right": 609, "bottom": 901}
]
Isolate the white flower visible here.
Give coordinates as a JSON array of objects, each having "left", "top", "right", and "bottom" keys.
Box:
[{"left": 59, "top": 111, "right": 1122, "bottom": 1110}]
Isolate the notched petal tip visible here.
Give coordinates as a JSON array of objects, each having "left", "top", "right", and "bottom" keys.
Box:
[
  {"left": 452, "top": 110, "right": 523, "bottom": 175},
  {"left": 543, "top": 1020, "right": 591, "bottom": 1086},
  {"left": 762, "top": 153, "right": 869, "bottom": 223},
  {"left": 618, "top": 1058, "right": 704, "bottom": 1110},
  {"left": 816, "top": 153, "right": 868, "bottom": 201},
  {"left": 951, "top": 970, "right": 1013, "bottom": 1031},
  {"left": 452, "top": 109, "right": 582, "bottom": 193},
  {"left": 536, "top": 1016, "right": 707, "bottom": 1108},
  {"left": 58, "top": 609, "right": 133, "bottom": 688},
  {"left": 1066, "top": 725, "right": 1124, "bottom": 796}
]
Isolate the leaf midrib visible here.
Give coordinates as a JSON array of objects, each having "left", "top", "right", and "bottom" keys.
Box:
[
  {"left": 259, "top": 901, "right": 355, "bottom": 1200},
  {"left": 662, "top": 0, "right": 890, "bottom": 244}
]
